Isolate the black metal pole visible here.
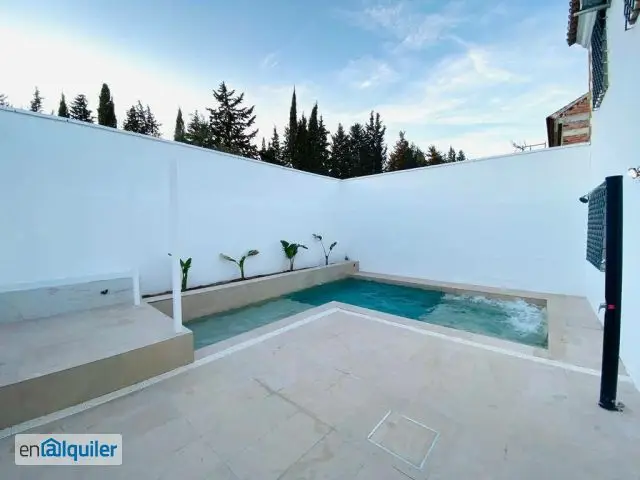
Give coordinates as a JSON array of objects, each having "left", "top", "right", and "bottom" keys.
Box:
[{"left": 599, "top": 175, "right": 623, "bottom": 411}]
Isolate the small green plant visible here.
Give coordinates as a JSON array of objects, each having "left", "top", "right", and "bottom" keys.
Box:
[
  {"left": 220, "top": 250, "right": 259, "bottom": 280},
  {"left": 280, "top": 240, "right": 308, "bottom": 271},
  {"left": 180, "top": 257, "right": 192, "bottom": 292},
  {"left": 312, "top": 234, "right": 337, "bottom": 266}
]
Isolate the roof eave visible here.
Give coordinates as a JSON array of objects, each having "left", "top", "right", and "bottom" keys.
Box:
[{"left": 567, "top": 0, "right": 580, "bottom": 45}]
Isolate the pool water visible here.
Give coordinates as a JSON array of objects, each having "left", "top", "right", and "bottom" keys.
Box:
[{"left": 188, "top": 278, "right": 548, "bottom": 349}]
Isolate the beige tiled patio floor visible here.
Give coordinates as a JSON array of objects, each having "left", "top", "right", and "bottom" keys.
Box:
[{"left": 1, "top": 307, "right": 639, "bottom": 479}]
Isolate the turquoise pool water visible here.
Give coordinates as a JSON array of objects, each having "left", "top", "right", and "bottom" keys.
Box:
[{"left": 188, "top": 278, "right": 548, "bottom": 349}]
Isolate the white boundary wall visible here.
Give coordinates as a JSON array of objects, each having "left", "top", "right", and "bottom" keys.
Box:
[
  {"left": 340, "top": 145, "right": 592, "bottom": 296},
  {"left": 0, "top": 108, "right": 592, "bottom": 299},
  {"left": 585, "top": 0, "right": 640, "bottom": 383},
  {"left": 0, "top": 109, "right": 343, "bottom": 296}
]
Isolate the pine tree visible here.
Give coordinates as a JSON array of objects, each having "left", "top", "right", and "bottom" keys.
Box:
[
  {"left": 69, "top": 94, "right": 94, "bottom": 122},
  {"left": 143, "top": 105, "right": 161, "bottom": 137},
  {"left": 0, "top": 94, "right": 8, "bottom": 107},
  {"left": 283, "top": 88, "right": 298, "bottom": 166},
  {"left": 185, "top": 111, "right": 211, "bottom": 147},
  {"left": 410, "top": 144, "right": 427, "bottom": 168},
  {"left": 123, "top": 101, "right": 160, "bottom": 136},
  {"left": 57, "top": 93, "right": 69, "bottom": 118},
  {"left": 328, "top": 123, "right": 351, "bottom": 179},
  {"left": 365, "top": 111, "right": 387, "bottom": 175},
  {"left": 174, "top": 108, "right": 186, "bottom": 142},
  {"left": 207, "top": 82, "right": 258, "bottom": 157},
  {"left": 269, "top": 127, "right": 282, "bottom": 164},
  {"left": 386, "top": 131, "right": 411, "bottom": 171},
  {"left": 446, "top": 146, "right": 456, "bottom": 163},
  {"left": 457, "top": 150, "right": 467, "bottom": 162},
  {"left": 259, "top": 127, "right": 283, "bottom": 165},
  {"left": 123, "top": 105, "right": 142, "bottom": 133},
  {"left": 426, "top": 145, "right": 445, "bottom": 165},
  {"left": 97, "top": 83, "right": 117, "bottom": 128},
  {"left": 259, "top": 138, "right": 270, "bottom": 161},
  {"left": 30, "top": 87, "right": 44, "bottom": 113},
  {"left": 348, "top": 123, "right": 368, "bottom": 178}
]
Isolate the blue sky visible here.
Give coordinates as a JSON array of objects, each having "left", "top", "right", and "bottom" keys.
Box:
[{"left": 0, "top": 0, "right": 588, "bottom": 157}]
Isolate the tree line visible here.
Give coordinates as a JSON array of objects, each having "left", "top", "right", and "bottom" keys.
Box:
[
  {"left": 1, "top": 85, "right": 467, "bottom": 177},
  {"left": 2, "top": 85, "right": 161, "bottom": 138},
  {"left": 176, "top": 86, "right": 468, "bottom": 177}
]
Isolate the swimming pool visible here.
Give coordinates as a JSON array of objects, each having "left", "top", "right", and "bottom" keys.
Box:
[{"left": 188, "top": 278, "right": 548, "bottom": 349}]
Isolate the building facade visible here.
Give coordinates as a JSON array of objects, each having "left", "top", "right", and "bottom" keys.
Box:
[{"left": 546, "top": 93, "right": 591, "bottom": 147}]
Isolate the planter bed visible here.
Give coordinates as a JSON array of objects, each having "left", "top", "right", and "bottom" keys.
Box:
[{"left": 146, "top": 261, "right": 359, "bottom": 322}]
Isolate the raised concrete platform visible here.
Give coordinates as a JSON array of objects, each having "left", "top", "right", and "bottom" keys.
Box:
[{"left": 0, "top": 303, "right": 193, "bottom": 429}]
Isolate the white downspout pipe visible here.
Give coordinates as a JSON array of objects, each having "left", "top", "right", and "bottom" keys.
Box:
[{"left": 169, "top": 158, "right": 183, "bottom": 332}]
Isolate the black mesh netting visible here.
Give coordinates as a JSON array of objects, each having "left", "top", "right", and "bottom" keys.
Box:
[
  {"left": 591, "top": 10, "right": 608, "bottom": 109},
  {"left": 586, "top": 181, "right": 607, "bottom": 271}
]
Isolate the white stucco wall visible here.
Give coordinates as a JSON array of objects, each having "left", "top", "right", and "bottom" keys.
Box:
[
  {"left": 340, "top": 145, "right": 592, "bottom": 296},
  {"left": 0, "top": 109, "right": 342, "bottom": 295},
  {"left": 585, "top": 0, "right": 640, "bottom": 383}
]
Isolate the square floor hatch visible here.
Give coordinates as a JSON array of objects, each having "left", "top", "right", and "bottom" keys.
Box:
[{"left": 368, "top": 411, "right": 439, "bottom": 470}]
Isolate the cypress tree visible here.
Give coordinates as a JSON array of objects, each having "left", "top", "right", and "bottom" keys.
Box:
[
  {"left": 207, "top": 82, "right": 258, "bottom": 157},
  {"left": 318, "top": 116, "right": 330, "bottom": 174},
  {"left": 328, "top": 124, "right": 351, "bottom": 179},
  {"left": 57, "top": 93, "right": 69, "bottom": 118},
  {"left": 97, "top": 83, "right": 117, "bottom": 128},
  {"left": 292, "top": 114, "right": 309, "bottom": 170},
  {"left": 185, "top": 110, "right": 211, "bottom": 147},
  {"left": 305, "top": 103, "right": 326, "bottom": 175},
  {"left": 30, "top": 87, "right": 44, "bottom": 113},
  {"left": 365, "top": 111, "right": 387, "bottom": 174},
  {"left": 348, "top": 123, "right": 368, "bottom": 178},
  {"left": 283, "top": 88, "right": 298, "bottom": 166},
  {"left": 457, "top": 150, "right": 467, "bottom": 162},
  {"left": 174, "top": 108, "right": 186, "bottom": 142},
  {"left": 69, "top": 94, "right": 94, "bottom": 122}
]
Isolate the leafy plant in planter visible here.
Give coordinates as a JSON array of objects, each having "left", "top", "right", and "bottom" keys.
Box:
[
  {"left": 180, "top": 257, "right": 192, "bottom": 292},
  {"left": 280, "top": 240, "right": 307, "bottom": 271},
  {"left": 219, "top": 250, "right": 259, "bottom": 280},
  {"left": 312, "top": 234, "right": 337, "bottom": 266}
]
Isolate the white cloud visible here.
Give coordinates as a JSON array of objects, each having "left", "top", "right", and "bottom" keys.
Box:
[
  {"left": 337, "top": 57, "right": 398, "bottom": 89},
  {"left": 260, "top": 52, "right": 279, "bottom": 69},
  {"left": 342, "top": 1, "right": 463, "bottom": 50},
  {"left": 326, "top": 2, "right": 589, "bottom": 157}
]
